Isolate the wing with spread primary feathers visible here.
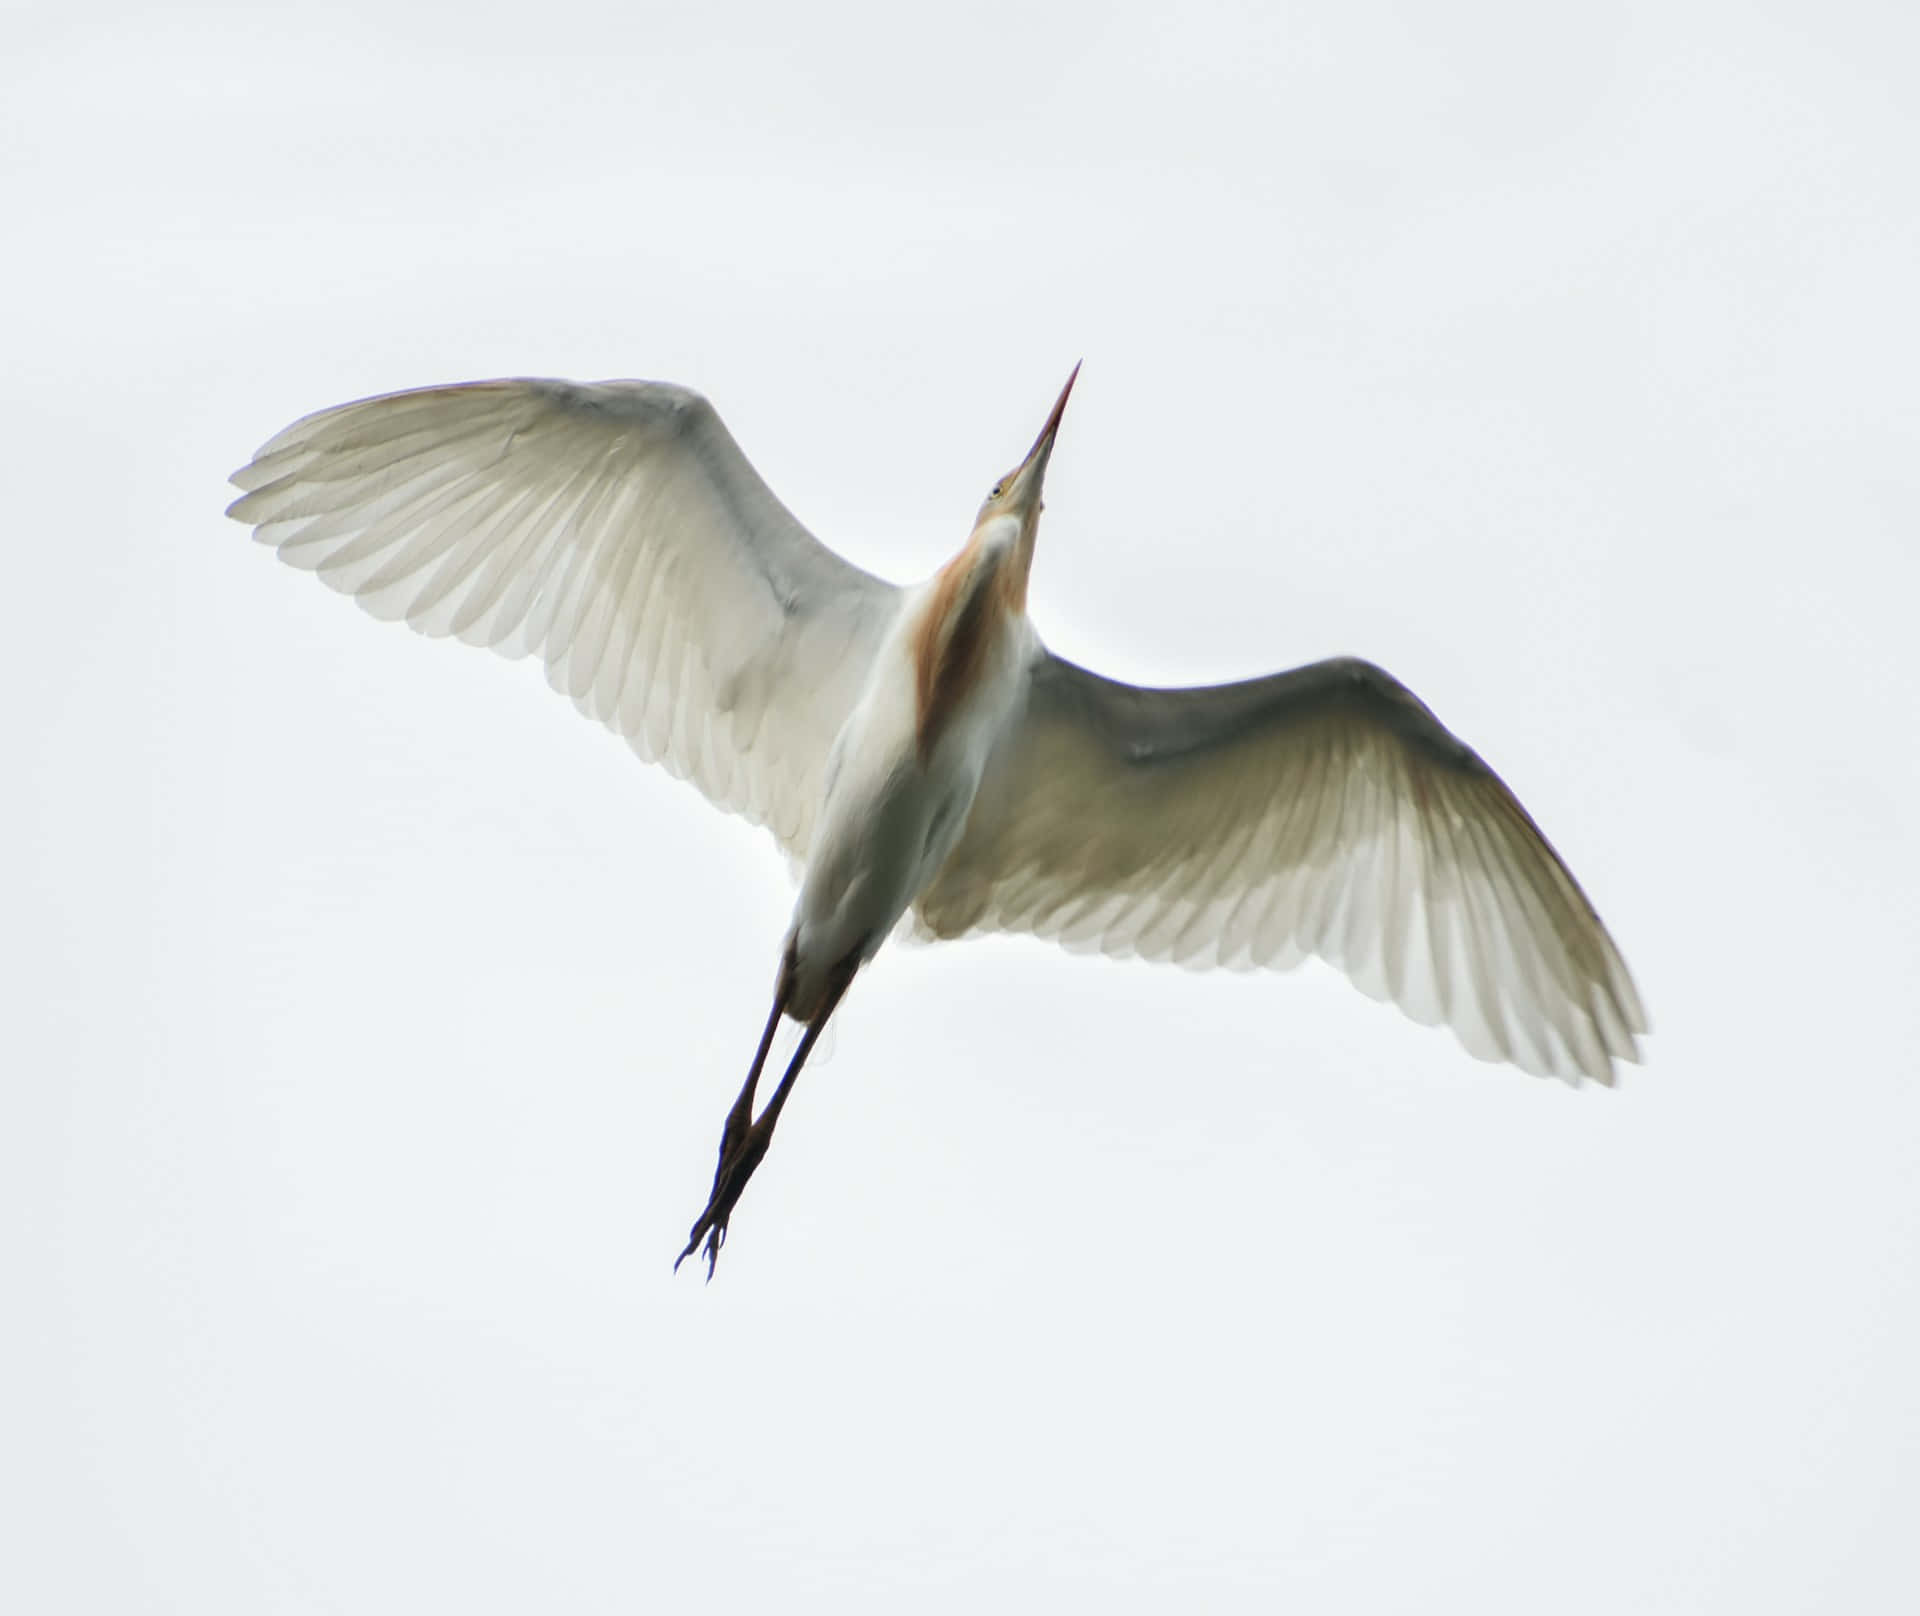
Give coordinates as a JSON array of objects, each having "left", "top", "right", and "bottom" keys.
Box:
[
  {"left": 228, "top": 379, "right": 899, "bottom": 859},
  {"left": 916, "top": 652, "right": 1646, "bottom": 1083}
]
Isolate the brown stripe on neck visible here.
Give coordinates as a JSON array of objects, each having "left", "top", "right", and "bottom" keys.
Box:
[{"left": 911, "top": 541, "right": 1023, "bottom": 764}]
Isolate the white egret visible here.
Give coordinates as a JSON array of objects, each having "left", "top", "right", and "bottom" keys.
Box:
[{"left": 227, "top": 366, "right": 1645, "bottom": 1275}]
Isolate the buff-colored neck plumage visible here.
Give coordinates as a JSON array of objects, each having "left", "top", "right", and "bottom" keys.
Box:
[
  {"left": 910, "top": 515, "right": 1034, "bottom": 764},
  {"left": 906, "top": 360, "right": 1076, "bottom": 764}
]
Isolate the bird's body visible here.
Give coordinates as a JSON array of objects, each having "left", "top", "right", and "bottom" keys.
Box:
[
  {"left": 227, "top": 365, "right": 1647, "bottom": 1274},
  {"left": 791, "top": 536, "right": 1036, "bottom": 1018}
]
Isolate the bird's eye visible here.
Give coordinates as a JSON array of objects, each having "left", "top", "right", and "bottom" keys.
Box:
[{"left": 989, "top": 482, "right": 1004, "bottom": 500}]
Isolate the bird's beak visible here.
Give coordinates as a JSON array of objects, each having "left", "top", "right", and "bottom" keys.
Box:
[{"left": 1006, "top": 361, "right": 1080, "bottom": 509}]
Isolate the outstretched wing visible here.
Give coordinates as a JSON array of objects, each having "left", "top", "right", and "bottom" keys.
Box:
[
  {"left": 228, "top": 379, "right": 899, "bottom": 858},
  {"left": 917, "top": 652, "right": 1646, "bottom": 1083}
]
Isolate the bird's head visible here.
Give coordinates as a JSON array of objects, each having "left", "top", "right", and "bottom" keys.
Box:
[{"left": 971, "top": 362, "right": 1080, "bottom": 547}]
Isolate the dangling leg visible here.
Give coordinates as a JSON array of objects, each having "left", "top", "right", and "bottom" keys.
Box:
[
  {"left": 676, "top": 953, "right": 859, "bottom": 1279},
  {"left": 704, "top": 990, "right": 789, "bottom": 1210}
]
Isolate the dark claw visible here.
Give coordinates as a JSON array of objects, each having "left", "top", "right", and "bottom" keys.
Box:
[{"left": 675, "top": 1117, "right": 773, "bottom": 1278}]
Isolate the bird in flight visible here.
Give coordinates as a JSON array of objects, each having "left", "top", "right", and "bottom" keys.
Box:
[{"left": 228, "top": 365, "right": 1645, "bottom": 1275}]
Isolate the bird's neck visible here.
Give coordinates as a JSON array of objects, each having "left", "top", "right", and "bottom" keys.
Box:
[{"left": 910, "top": 527, "right": 1030, "bottom": 764}]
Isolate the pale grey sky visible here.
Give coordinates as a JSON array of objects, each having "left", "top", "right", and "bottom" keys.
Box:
[{"left": 6, "top": 2, "right": 1918, "bottom": 1610}]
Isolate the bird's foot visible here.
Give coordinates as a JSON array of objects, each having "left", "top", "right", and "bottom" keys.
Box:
[
  {"left": 675, "top": 1110, "right": 774, "bottom": 1280},
  {"left": 674, "top": 951, "right": 857, "bottom": 1280}
]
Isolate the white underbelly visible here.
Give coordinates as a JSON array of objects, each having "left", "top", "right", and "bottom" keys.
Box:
[{"left": 784, "top": 615, "right": 1030, "bottom": 1008}]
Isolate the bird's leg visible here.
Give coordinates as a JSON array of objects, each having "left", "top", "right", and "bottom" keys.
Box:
[
  {"left": 709, "top": 989, "right": 789, "bottom": 1202},
  {"left": 675, "top": 955, "right": 858, "bottom": 1279}
]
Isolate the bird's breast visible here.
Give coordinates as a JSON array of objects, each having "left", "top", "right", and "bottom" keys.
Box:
[{"left": 783, "top": 572, "right": 1033, "bottom": 999}]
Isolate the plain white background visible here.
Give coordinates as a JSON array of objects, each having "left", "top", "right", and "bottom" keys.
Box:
[{"left": 6, "top": 2, "right": 1918, "bottom": 1609}]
